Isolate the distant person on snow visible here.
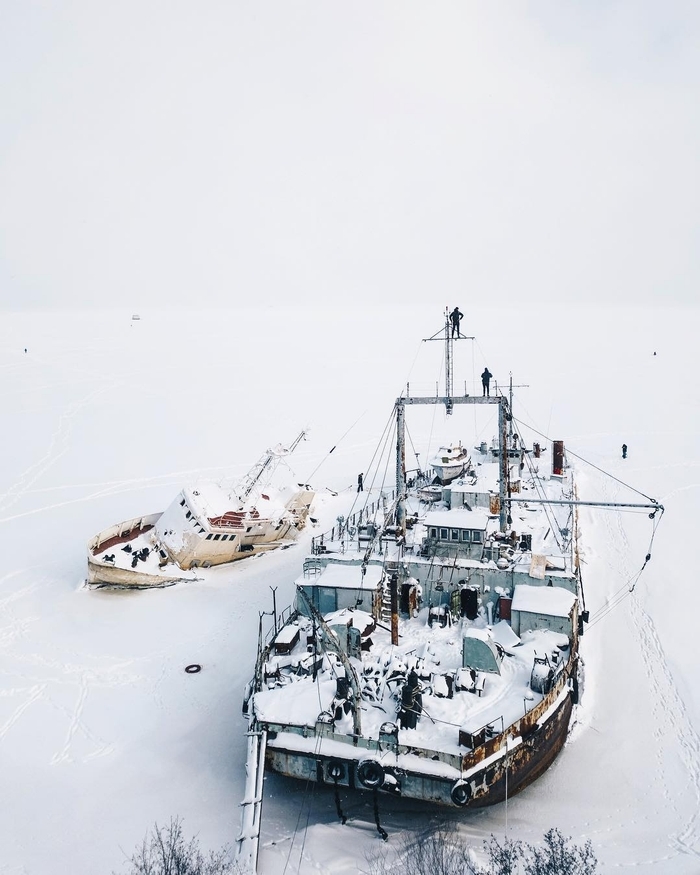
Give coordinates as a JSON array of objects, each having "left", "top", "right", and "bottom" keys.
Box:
[
  {"left": 481, "top": 368, "right": 493, "bottom": 397},
  {"left": 450, "top": 307, "right": 463, "bottom": 338},
  {"left": 357, "top": 473, "right": 364, "bottom": 492},
  {"left": 622, "top": 444, "right": 628, "bottom": 459}
]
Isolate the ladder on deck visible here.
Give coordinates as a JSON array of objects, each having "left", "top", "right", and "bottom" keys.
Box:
[
  {"left": 379, "top": 561, "right": 400, "bottom": 623},
  {"left": 236, "top": 728, "right": 267, "bottom": 873}
]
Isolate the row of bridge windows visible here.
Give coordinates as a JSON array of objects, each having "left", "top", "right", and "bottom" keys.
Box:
[{"left": 429, "top": 527, "right": 483, "bottom": 543}]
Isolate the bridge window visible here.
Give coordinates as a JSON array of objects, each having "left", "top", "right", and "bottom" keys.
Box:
[
  {"left": 451, "top": 529, "right": 459, "bottom": 541},
  {"left": 440, "top": 528, "right": 448, "bottom": 540}
]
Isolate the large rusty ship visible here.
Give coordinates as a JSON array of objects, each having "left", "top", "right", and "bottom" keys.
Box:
[{"left": 237, "top": 312, "right": 663, "bottom": 870}]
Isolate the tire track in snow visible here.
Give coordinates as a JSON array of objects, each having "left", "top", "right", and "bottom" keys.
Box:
[
  {"left": 0, "top": 466, "right": 235, "bottom": 524},
  {"left": 0, "top": 570, "right": 42, "bottom": 649},
  {"left": 601, "top": 479, "right": 700, "bottom": 860},
  {"left": 0, "top": 684, "right": 47, "bottom": 740},
  {"left": 2, "top": 633, "right": 148, "bottom": 764},
  {"left": 50, "top": 672, "right": 115, "bottom": 764},
  {"left": 0, "top": 386, "right": 111, "bottom": 516}
]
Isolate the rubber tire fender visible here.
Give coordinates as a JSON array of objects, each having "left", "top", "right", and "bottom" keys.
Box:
[
  {"left": 357, "top": 759, "right": 385, "bottom": 789},
  {"left": 450, "top": 780, "right": 471, "bottom": 807},
  {"left": 326, "top": 759, "right": 345, "bottom": 782}
]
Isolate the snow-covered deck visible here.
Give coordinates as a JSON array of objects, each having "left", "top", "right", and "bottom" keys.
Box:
[{"left": 255, "top": 608, "right": 570, "bottom": 759}]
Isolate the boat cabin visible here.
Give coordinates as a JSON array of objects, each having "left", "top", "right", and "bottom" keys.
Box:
[
  {"left": 422, "top": 508, "right": 493, "bottom": 559},
  {"left": 296, "top": 561, "right": 385, "bottom": 619},
  {"left": 510, "top": 583, "right": 577, "bottom": 637}
]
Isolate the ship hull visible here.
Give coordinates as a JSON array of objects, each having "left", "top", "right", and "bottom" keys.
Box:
[
  {"left": 431, "top": 461, "right": 467, "bottom": 484},
  {"left": 262, "top": 679, "right": 574, "bottom": 810},
  {"left": 86, "top": 561, "right": 191, "bottom": 589},
  {"left": 87, "top": 537, "right": 292, "bottom": 588}
]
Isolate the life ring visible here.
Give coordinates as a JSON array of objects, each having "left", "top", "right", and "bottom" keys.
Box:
[
  {"left": 185, "top": 664, "right": 202, "bottom": 674},
  {"left": 327, "top": 759, "right": 345, "bottom": 782},
  {"left": 357, "top": 759, "right": 385, "bottom": 789},
  {"left": 450, "top": 780, "right": 471, "bottom": 807}
]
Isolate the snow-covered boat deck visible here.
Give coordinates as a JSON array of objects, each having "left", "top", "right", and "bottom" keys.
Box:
[{"left": 254, "top": 596, "right": 572, "bottom": 762}]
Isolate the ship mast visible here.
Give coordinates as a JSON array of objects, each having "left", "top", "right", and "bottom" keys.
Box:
[
  {"left": 444, "top": 309, "right": 453, "bottom": 414},
  {"left": 395, "top": 312, "right": 509, "bottom": 538},
  {"left": 396, "top": 400, "right": 406, "bottom": 535}
]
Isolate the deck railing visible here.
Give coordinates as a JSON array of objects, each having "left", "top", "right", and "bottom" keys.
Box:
[{"left": 311, "top": 491, "right": 396, "bottom": 555}]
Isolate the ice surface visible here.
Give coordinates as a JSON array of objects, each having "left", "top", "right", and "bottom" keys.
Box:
[{"left": 0, "top": 304, "right": 698, "bottom": 874}]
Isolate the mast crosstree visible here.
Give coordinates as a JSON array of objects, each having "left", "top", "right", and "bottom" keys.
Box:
[{"left": 396, "top": 313, "right": 509, "bottom": 537}]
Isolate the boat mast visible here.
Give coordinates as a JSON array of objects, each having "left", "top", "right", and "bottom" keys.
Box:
[
  {"left": 499, "top": 396, "right": 508, "bottom": 532},
  {"left": 396, "top": 399, "right": 406, "bottom": 537},
  {"left": 508, "top": 374, "right": 514, "bottom": 444},
  {"left": 444, "top": 309, "right": 454, "bottom": 414},
  {"left": 395, "top": 312, "right": 512, "bottom": 535}
]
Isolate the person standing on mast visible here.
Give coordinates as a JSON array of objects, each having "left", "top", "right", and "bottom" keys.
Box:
[{"left": 450, "top": 307, "right": 463, "bottom": 338}]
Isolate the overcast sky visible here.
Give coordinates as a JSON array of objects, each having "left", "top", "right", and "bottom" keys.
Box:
[{"left": 1, "top": 2, "right": 698, "bottom": 311}]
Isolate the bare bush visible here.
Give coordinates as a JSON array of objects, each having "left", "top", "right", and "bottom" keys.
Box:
[
  {"left": 364, "top": 822, "right": 477, "bottom": 875},
  {"left": 114, "top": 817, "right": 242, "bottom": 875},
  {"left": 524, "top": 828, "right": 597, "bottom": 875},
  {"left": 365, "top": 823, "right": 597, "bottom": 875},
  {"left": 482, "top": 835, "right": 522, "bottom": 875}
]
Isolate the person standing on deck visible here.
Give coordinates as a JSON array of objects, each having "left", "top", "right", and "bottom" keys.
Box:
[
  {"left": 622, "top": 444, "right": 628, "bottom": 459},
  {"left": 450, "top": 307, "right": 463, "bottom": 338},
  {"left": 481, "top": 368, "right": 493, "bottom": 397},
  {"left": 357, "top": 473, "right": 364, "bottom": 492}
]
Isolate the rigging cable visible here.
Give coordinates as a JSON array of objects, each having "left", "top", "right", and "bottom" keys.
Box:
[
  {"left": 366, "top": 409, "right": 397, "bottom": 510},
  {"left": 510, "top": 412, "right": 661, "bottom": 506},
  {"left": 352, "top": 408, "right": 397, "bottom": 608},
  {"left": 343, "top": 405, "right": 396, "bottom": 526},
  {"left": 304, "top": 411, "right": 366, "bottom": 484},
  {"left": 404, "top": 420, "right": 422, "bottom": 475},
  {"left": 399, "top": 336, "right": 427, "bottom": 397},
  {"left": 520, "top": 450, "right": 566, "bottom": 554},
  {"left": 585, "top": 510, "right": 663, "bottom": 630},
  {"left": 424, "top": 340, "right": 445, "bottom": 468},
  {"left": 471, "top": 331, "right": 478, "bottom": 443},
  {"left": 282, "top": 658, "right": 330, "bottom": 875}
]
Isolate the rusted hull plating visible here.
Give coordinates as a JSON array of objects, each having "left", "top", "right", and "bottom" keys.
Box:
[{"left": 467, "top": 689, "right": 573, "bottom": 807}]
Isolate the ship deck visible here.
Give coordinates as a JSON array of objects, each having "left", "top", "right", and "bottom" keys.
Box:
[{"left": 254, "top": 606, "right": 571, "bottom": 760}]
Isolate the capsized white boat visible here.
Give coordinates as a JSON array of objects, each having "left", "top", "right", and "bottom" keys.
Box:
[{"left": 87, "top": 433, "right": 314, "bottom": 588}]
